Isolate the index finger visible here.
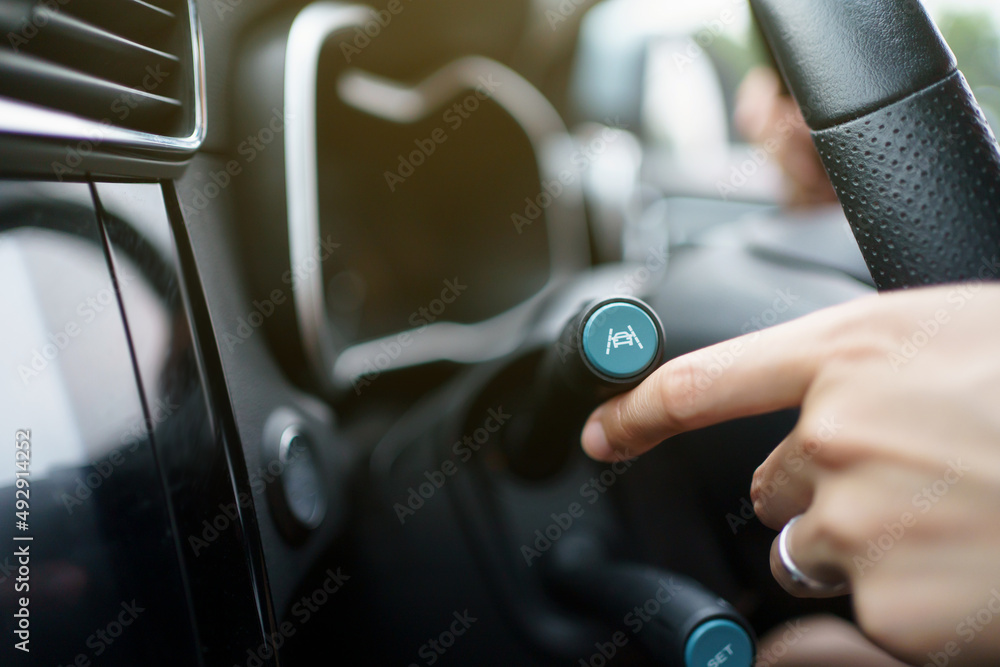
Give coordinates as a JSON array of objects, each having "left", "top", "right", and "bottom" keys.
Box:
[{"left": 579, "top": 299, "right": 860, "bottom": 462}]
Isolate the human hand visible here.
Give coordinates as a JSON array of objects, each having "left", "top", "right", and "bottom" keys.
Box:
[{"left": 581, "top": 284, "right": 1000, "bottom": 665}]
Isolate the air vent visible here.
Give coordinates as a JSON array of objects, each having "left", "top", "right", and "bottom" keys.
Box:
[{"left": 0, "top": 0, "right": 199, "bottom": 139}]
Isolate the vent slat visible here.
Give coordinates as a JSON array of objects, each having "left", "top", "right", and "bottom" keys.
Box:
[
  {"left": 63, "top": 0, "right": 177, "bottom": 45},
  {"left": 0, "top": 0, "right": 193, "bottom": 138},
  {"left": 36, "top": 7, "right": 177, "bottom": 62},
  {"left": 0, "top": 45, "right": 183, "bottom": 136},
  {"left": 16, "top": 10, "right": 180, "bottom": 91}
]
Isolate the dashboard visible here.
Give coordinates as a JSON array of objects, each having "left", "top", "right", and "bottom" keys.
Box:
[
  {"left": 0, "top": 0, "right": 885, "bottom": 665},
  {"left": 232, "top": 9, "right": 596, "bottom": 394}
]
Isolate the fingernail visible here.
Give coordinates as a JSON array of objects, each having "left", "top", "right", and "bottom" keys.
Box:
[{"left": 581, "top": 419, "right": 614, "bottom": 462}]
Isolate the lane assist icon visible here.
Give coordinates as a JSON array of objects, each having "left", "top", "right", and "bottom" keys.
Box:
[
  {"left": 606, "top": 325, "right": 644, "bottom": 354},
  {"left": 582, "top": 301, "right": 660, "bottom": 379}
]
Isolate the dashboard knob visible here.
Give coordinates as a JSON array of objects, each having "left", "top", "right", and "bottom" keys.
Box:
[
  {"left": 545, "top": 532, "right": 756, "bottom": 667},
  {"left": 502, "top": 296, "right": 664, "bottom": 478},
  {"left": 685, "top": 619, "right": 755, "bottom": 667},
  {"left": 580, "top": 299, "right": 662, "bottom": 381}
]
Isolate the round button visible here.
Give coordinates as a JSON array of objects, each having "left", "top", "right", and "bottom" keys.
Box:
[
  {"left": 581, "top": 302, "right": 659, "bottom": 379},
  {"left": 278, "top": 426, "right": 326, "bottom": 530},
  {"left": 684, "top": 619, "right": 754, "bottom": 667}
]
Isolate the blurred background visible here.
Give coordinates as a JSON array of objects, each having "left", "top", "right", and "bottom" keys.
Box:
[{"left": 561, "top": 0, "right": 1000, "bottom": 204}]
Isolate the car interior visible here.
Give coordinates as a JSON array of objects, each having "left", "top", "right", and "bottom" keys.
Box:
[{"left": 2, "top": 0, "right": 1000, "bottom": 664}]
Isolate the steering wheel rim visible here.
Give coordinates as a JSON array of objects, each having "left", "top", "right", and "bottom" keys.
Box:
[{"left": 751, "top": 0, "right": 1000, "bottom": 290}]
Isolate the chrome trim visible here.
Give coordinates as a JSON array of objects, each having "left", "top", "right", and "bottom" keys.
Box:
[
  {"left": 0, "top": 0, "right": 207, "bottom": 155},
  {"left": 334, "top": 298, "right": 544, "bottom": 383},
  {"left": 336, "top": 58, "right": 589, "bottom": 273},
  {"left": 284, "top": 3, "right": 372, "bottom": 394},
  {"left": 284, "top": 3, "right": 591, "bottom": 392},
  {"left": 338, "top": 58, "right": 560, "bottom": 133}
]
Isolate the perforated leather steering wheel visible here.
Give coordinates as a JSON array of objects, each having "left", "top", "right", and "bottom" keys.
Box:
[{"left": 751, "top": 0, "right": 1000, "bottom": 290}]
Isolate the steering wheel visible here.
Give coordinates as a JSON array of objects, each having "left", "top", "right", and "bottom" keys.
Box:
[{"left": 750, "top": 0, "right": 1000, "bottom": 290}]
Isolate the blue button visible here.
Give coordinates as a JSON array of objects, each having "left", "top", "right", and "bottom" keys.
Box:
[
  {"left": 684, "top": 620, "right": 754, "bottom": 667},
  {"left": 581, "top": 302, "right": 659, "bottom": 378}
]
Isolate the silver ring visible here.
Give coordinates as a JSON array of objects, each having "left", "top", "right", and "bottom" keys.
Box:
[{"left": 778, "top": 516, "right": 848, "bottom": 594}]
